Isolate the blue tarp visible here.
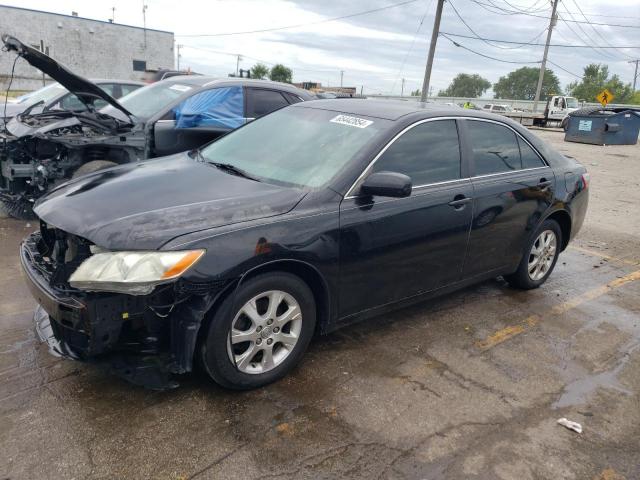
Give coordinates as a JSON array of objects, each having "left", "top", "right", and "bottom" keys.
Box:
[{"left": 174, "top": 86, "right": 244, "bottom": 129}]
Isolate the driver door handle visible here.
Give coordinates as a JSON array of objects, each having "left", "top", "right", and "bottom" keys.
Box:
[
  {"left": 537, "top": 178, "right": 552, "bottom": 190},
  {"left": 448, "top": 195, "right": 472, "bottom": 209}
]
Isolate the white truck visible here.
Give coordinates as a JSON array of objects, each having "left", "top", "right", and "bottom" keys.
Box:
[{"left": 494, "top": 95, "right": 580, "bottom": 128}]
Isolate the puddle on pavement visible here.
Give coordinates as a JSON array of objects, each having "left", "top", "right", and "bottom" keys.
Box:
[{"left": 551, "top": 294, "right": 640, "bottom": 409}]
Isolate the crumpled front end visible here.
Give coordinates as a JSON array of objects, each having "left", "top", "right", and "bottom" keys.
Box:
[{"left": 20, "top": 225, "right": 228, "bottom": 389}]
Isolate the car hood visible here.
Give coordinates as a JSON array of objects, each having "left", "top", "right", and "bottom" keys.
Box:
[
  {"left": 1, "top": 34, "right": 133, "bottom": 119},
  {"left": 34, "top": 153, "right": 307, "bottom": 250}
]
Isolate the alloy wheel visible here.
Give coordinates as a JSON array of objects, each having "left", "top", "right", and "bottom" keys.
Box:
[
  {"left": 227, "top": 290, "right": 303, "bottom": 374},
  {"left": 528, "top": 230, "right": 557, "bottom": 281}
]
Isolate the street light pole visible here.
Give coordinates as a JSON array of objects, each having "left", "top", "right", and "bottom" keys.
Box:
[
  {"left": 533, "top": 0, "right": 559, "bottom": 113},
  {"left": 420, "top": 0, "right": 444, "bottom": 103}
]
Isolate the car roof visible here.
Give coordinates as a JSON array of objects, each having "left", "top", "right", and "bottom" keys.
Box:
[
  {"left": 292, "top": 98, "right": 513, "bottom": 121},
  {"left": 90, "top": 79, "right": 146, "bottom": 85},
  {"left": 159, "top": 76, "right": 314, "bottom": 98}
]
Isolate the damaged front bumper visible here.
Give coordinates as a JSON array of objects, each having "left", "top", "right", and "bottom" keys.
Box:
[{"left": 21, "top": 231, "right": 223, "bottom": 390}]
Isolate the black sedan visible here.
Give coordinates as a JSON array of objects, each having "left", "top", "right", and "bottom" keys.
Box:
[{"left": 21, "top": 99, "right": 589, "bottom": 389}]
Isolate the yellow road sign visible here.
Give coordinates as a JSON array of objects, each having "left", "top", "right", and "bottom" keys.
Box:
[{"left": 596, "top": 89, "right": 614, "bottom": 106}]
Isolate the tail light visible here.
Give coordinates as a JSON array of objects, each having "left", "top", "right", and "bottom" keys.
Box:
[{"left": 581, "top": 172, "right": 590, "bottom": 190}]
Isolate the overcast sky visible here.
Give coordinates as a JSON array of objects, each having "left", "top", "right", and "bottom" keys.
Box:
[{"left": 2, "top": 0, "right": 639, "bottom": 96}]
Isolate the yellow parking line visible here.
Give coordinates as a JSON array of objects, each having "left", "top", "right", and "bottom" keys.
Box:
[
  {"left": 476, "top": 269, "right": 640, "bottom": 351},
  {"left": 568, "top": 245, "right": 639, "bottom": 267}
]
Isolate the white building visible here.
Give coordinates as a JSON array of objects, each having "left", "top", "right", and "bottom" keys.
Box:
[{"left": 0, "top": 5, "right": 175, "bottom": 90}]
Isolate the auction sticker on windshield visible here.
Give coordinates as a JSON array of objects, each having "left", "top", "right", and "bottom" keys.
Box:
[
  {"left": 330, "top": 114, "right": 373, "bottom": 128},
  {"left": 169, "top": 84, "right": 192, "bottom": 92}
]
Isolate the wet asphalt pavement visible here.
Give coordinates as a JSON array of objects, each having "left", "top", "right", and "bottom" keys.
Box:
[{"left": 1, "top": 130, "right": 639, "bottom": 480}]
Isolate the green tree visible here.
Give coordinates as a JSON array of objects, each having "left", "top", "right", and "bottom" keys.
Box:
[
  {"left": 410, "top": 89, "right": 421, "bottom": 97},
  {"left": 567, "top": 64, "right": 634, "bottom": 103},
  {"left": 269, "top": 64, "right": 293, "bottom": 83},
  {"left": 493, "top": 67, "right": 561, "bottom": 100},
  {"left": 250, "top": 63, "right": 269, "bottom": 80},
  {"left": 438, "top": 73, "right": 491, "bottom": 98}
]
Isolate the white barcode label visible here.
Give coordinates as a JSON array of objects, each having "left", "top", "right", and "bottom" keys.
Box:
[{"left": 330, "top": 114, "right": 373, "bottom": 128}]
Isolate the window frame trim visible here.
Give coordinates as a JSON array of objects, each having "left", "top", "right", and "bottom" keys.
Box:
[
  {"left": 344, "top": 117, "right": 465, "bottom": 199},
  {"left": 345, "top": 116, "right": 549, "bottom": 199},
  {"left": 461, "top": 117, "right": 549, "bottom": 177},
  {"left": 244, "top": 87, "right": 290, "bottom": 119}
]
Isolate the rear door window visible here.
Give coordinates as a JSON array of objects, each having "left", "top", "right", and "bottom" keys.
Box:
[
  {"left": 518, "top": 137, "right": 546, "bottom": 169},
  {"left": 283, "top": 92, "right": 304, "bottom": 104},
  {"left": 246, "top": 89, "right": 289, "bottom": 118},
  {"left": 467, "top": 120, "right": 521, "bottom": 175},
  {"left": 371, "top": 119, "right": 461, "bottom": 186},
  {"left": 174, "top": 86, "right": 244, "bottom": 129}
]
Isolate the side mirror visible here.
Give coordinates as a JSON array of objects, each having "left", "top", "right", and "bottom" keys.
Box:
[{"left": 360, "top": 171, "right": 412, "bottom": 198}]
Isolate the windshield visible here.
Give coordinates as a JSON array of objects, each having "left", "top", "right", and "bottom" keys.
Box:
[
  {"left": 566, "top": 97, "right": 579, "bottom": 108},
  {"left": 15, "top": 83, "right": 66, "bottom": 105},
  {"left": 102, "top": 80, "right": 196, "bottom": 119},
  {"left": 200, "top": 106, "right": 389, "bottom": 189}
]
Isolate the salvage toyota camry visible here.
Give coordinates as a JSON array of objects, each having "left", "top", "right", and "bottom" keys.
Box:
[{"left": 21, "top": 99, "right": 589, "bottom": 389}]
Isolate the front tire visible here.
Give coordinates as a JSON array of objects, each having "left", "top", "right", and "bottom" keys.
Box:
[
  {"left": 505, "top": 219, "right": 562, "bottom": 290},
  {"left": 200, "top": 272, "right": 316, "bottom": 390}
]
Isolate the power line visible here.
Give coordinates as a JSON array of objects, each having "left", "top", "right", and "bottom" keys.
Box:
[
  {"left": 439, "top": 32, "right": 640, "bottom": 49},
  {"left": 449, "top": 0, "right": 551, "bottom": 52},
  {"left": 176, "top": 0, "right": 419, "bottom": 37},
  {"left": 556, "top": 12, "right": 618, "bottom": 62},
  {"left": 546, "top": 59, "right": 581, "bottom": 79},
  {"left": 569, "top": 0, "right": 634, "bottom": 60},
  {"left": 468, "top": 0, "right": 640, "bottom": 28},
  {"left": 181, "top": 44, "right": 342, "bottom": 75},
  {"left": 558, "top": 4, "right": 618, "bottom": 61},
  {"left": 391, "top": 0, "right": 434, "bottom": 94},
  {"left": 449, "top": 0, "right": 542, "bottom": 50},
  {"left": 440, "top": 33, "right": 540, "bottom": 64},
  {"left": 490, "top": 0, "right": 549, "bottom": 14}
]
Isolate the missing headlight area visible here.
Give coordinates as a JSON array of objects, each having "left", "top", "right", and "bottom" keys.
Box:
[{"left": 22, "top": 227, "right": 228, "bottom": 389}]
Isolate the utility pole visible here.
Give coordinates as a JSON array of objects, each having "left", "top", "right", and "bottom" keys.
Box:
[
  {"left": 629, "top": 60, "right": 639, "bottom": 92},
  {"left": 340, "top": 70, "right": 344, "bottom": 88},
  {"left": 142, "top": 2, "right": 148, "bottom": 48},
  {"left": 111, "top": 6, "right": 116, "bottom": 23},
  {"left": 236, "top": 55, "right": 242, "bottom": 76},
  {"left": 176, "top": 44, "right": 183, "bottom": 70},
  {"left": 421, "top": 0, "right": 444, "bottom": 103},
  {"left": 401, "top": 78, "right": 405, "bottom": 97},
  {"left": 533, "top": 0, "right": 559, "bottom": 113}
]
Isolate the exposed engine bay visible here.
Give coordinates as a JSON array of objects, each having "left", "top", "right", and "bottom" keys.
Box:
[
  {"left": 1, "top": 110, "right": 145, "bottom": 218},
  {"left": 1, "top": 33, "right": 145, "bottom": 218}
]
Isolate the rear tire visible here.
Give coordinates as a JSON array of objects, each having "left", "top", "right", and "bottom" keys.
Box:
[
  {"left": 200, "top": 272, "right": 316, "bottom": 390},
  {"left": 504, "top": 219, "right": 562, "bottom": 290},
  {"left": 72, "top": 160, "right": 118, "bottom": 179}
]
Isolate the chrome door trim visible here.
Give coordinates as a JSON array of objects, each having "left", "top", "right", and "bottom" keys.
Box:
[{"left": 344, "top": 116, "right": 549, "bottom": 199}]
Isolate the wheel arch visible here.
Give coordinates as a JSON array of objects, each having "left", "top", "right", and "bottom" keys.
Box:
[
  {"left": 237, "top": 259, "right": 332, "bottom": 334},
  {"left": 542, "top": 208, "right": 572, "bottom": 251},
  {"left": 199, "top": 259, "right": 332, "bottom": 338}
]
